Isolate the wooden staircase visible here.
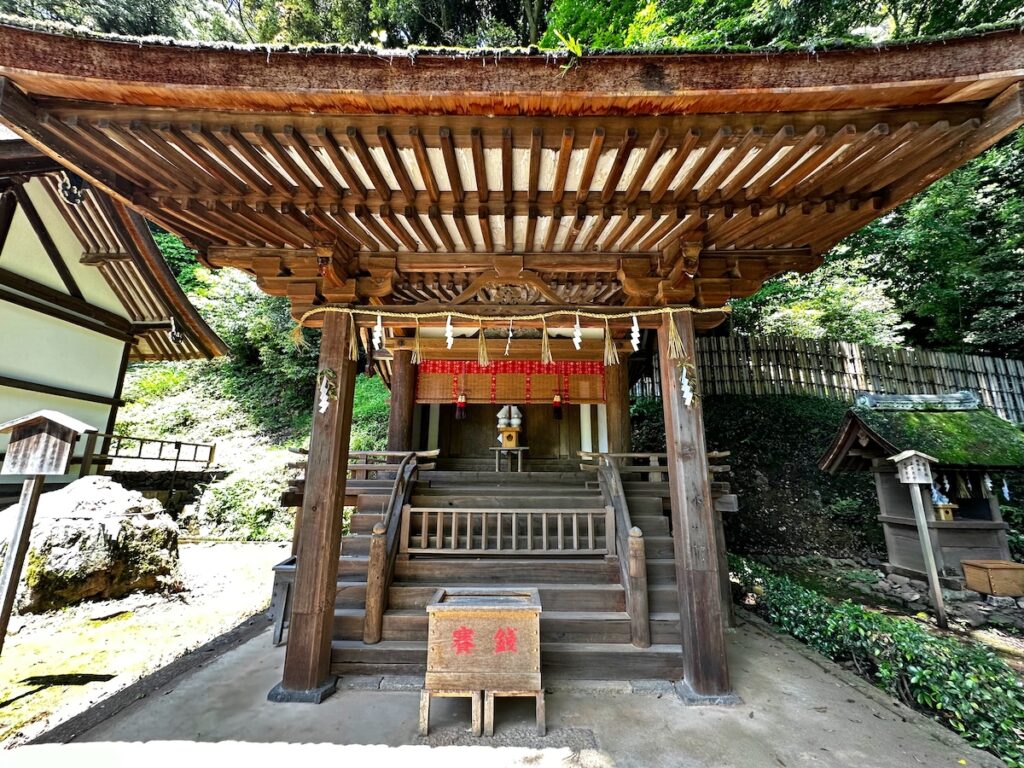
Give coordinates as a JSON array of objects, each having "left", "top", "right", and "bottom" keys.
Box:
[{"left": 331, "top": 471, "right": 686, "bottom": 680}]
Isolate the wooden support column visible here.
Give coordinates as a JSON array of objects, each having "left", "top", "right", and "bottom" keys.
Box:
[
  {"left": 658, "top": 312, "right": 734, "bottom": 701},
  {"left": 387, "top": 349, "right": 416, "bottom": 452},
  {"left": 605, "top": 363, "right": 632, "bottom": 454},
  {"left": 270, "top": 311, "right": 357, "bottom": 703}
]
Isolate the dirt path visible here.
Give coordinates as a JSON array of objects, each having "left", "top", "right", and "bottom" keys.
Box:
[{"left": 0, "top": 541, "right": 287, "bottom": 747}]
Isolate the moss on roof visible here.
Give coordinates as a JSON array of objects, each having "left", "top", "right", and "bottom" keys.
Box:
[
  {"left": 0, "top": 13, "right": 1021, "bottom": 58},
  {"left": 854, "top": 407, "right": 1024, "bottom": 468}
]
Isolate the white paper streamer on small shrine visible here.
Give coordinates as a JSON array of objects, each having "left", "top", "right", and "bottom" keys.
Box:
[{"left": 1004, "top": 478, "right": 1011, "bottom": 501}]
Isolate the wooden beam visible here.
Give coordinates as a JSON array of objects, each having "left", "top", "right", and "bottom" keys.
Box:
[
  {"left": 378, "top": 126, "right": 417, "bottom": 201},
  {"left": 0, "top": 372, "right": 123, "bottom": 406},
  {"left": 409, "top": 126, "right": 438, "bottom": 203},
  {"left": 551, "top": 127, "right": 574, "bottom": 204},
  {"left": 0, "top": 189, "right": 16, "bottom": 253},
  {"left": 439, "top": 127, "right": 463, "bottom": 203},
  {"left": 12, "top": 184, "right": 84, "bottom": 300},
  {"left": 276, "top": 310, "right": 356, "bottom": 699},
  {"left": 658, "top": 311, "right": 731, "bottom": 697},
  {"left": 602, "top": 128, "right": 637, "bottom": 204},
  {"left": 470, "top": 127, "right": 488, "bottom": 203},
  {"left": 625, "top": 128, "right": 668, "bottom": 204}
]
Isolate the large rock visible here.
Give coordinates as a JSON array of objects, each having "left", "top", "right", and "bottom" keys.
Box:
[{"left": 0, "top": 476, "right": 180, "bottom": 612}]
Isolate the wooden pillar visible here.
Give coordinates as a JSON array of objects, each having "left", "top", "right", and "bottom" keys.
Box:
[
  {"left": 658, "top": 312, "right": 733, "bottom": 699},
  {"left": 605, "top": 363, "right": 632, "bottom": 454},
  {"left": 270, "top": 311, "right": 357, "bottom": 702},
  {"left": 387, "top": 349, "right": 416, "bottom": 452}
]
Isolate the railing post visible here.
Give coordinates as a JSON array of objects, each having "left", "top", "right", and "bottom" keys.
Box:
[
  {"left": 605, "top": 504, "right": 616, "bottom": 556},
  {"left": 627, "top": 527, "right": 651, "bottom": 648},
  {"left": 363, "top": 522, "right": 388, "bottom": 644},
  {"left": 79, "top": 432, "right": 98, "bottom": 477}
]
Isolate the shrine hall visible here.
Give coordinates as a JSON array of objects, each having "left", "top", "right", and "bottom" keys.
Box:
[{"left": 1, "top": 19, "right": 1022, "bottom": 703}]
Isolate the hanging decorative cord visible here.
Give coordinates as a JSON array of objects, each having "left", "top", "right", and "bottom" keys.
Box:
[
  {"left": 477, "top": 320, "right": 490, "bottom": 368},
  {"left": 411, "top": 318, "right": 423, "bottom": 364},
  {"left": 603, "top": 318, "right": 619, "bottom": 366},
  {"left": 292, "top": 304, "right": 729, "bottom": 364},
  {"left": 540, "top": 317, "right": 554, "bottom": 364}
]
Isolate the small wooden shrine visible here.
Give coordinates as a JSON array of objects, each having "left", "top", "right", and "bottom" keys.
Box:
[
  {"left": 2, "top": 19, "right": 1022, "bottom": 703},
  {"left": 820, "top": 392, "right": 1024, "bottom": 585}
]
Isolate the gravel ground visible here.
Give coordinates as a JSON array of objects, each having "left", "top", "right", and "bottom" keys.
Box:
[{"left": 0, "top": 541, "right": 287, "bottom": 747}]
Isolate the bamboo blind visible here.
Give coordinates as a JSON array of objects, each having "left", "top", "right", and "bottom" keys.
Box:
[{"left": 689, "top": 336, "right": 1024, "bottom": 424}]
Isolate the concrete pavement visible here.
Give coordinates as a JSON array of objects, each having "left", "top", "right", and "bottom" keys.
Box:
[{"left": 6, "top": 614, "right": 1002, "bottom": 768}]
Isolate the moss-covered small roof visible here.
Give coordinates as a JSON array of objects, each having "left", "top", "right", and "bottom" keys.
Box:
[{"left": 821, "top": 406, "right": 1024, "bottom": 472}]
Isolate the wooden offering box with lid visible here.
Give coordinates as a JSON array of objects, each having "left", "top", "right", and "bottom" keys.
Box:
[{"left": 420, "top": 587, "right": 543, "bottom": 736}]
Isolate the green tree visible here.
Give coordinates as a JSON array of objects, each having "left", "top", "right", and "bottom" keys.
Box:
[{"left": 1, "top": 0, "right": 186, "bottom": 36}]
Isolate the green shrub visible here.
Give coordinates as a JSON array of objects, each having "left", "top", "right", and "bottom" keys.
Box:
[
  {"left": 732, "top": 556, "right": 1024, "bottom": 766},
  {"left": 123, "top": 363, "right": 190, "bottom": 403}
]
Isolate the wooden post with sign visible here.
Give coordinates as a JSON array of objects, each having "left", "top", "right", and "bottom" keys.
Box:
[{"left": 0, "top": 411, "right": 96, "bottom": 656}]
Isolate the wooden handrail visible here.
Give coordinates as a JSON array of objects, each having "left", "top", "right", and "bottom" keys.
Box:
[
  {"left": 363, "top": 451, "right": 421, "bottom": 644},
  {"left": 594, "top": 455, "right": 649, "bottom": 648}
]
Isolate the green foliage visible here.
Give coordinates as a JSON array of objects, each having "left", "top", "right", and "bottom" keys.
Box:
[
  {"left": 201, "top": 467, "right": 293, "bottom": 540},
  {"left": 630, "top": 396, "right": 666, "bottom": 453},
  {"left": 632, "top": 393, "right": 879, "bottom": 556},
  {"left": 151, "top": 229, "right": 202, "bottom": 293},
  {"left": 729, "top": 254, "right": 908, "bottom": 346},
  {"left": 350, "top": 374, "right": 391, "bottom": 451},
  {"left": 121, "top": 362, "right": 189, "bottom": 403},
  {"left": 842, "top": 129, "right": 1024, "bottom": 358},
  {"left": 1003, "top": 503, "right": 1024, "bottom": 561},
  {"left": 855, "top": 406, "right": 1024, "bottom": 467},
  {"left": 1, "top": 0, "right": 187, "bottom": 36},
  {"left": 732, "top": 556, "right": 1024, "bottom": 767},
  {"left": 541, "top": 0, "right": 639, "bottom": 48}
]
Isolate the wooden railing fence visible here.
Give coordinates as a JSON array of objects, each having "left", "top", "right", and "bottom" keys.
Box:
[{"left": 632, "top": 336, "right": 1024, "bottom": 424}]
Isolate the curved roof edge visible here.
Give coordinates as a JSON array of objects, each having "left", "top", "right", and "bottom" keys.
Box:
[{"left": 1, "top": 20, "right": 1023, "bottom": 116}]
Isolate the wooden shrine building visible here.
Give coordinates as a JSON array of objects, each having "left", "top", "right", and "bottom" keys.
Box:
[
  {"left": 1, "top": 20, "right": 1022, "bottom": 702},
  {"left": 0, "top": 130, "right": 225, "bottom": 505},
  {"left": 820, "top": 392, "right": 1024, "bottom": 586}
]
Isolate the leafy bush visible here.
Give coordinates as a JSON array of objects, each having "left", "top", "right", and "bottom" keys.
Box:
[
  {"left": 200, "top": 464, "right": 293, "bottom": 541},
  {"left": 1003, "top": 503, "right": 1024, "bottom": 561},
  {"left": 122, "top": 362, "right": 190, "bottom": 403},
  {"left": 732, "top": 556, "right": 1024, "bottom": 767},
  {"left": 630, "top": 396, "right": 666, "bottom": 452}
]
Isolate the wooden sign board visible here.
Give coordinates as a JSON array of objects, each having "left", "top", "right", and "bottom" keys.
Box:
[
  {"left": 0, "top": 410, "right": 96, "bottom": 476},
  {"left": 425, "top": 587, "right": 541, "bottom": 692}
]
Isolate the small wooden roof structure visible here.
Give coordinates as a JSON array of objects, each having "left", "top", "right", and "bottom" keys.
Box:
[
  {"left": 0, "top": 22, "right": 1022, "bottom": 327},
  {"left": 820, "top": 393, "right": 1024, "bottom": 472},
  {"left": 0, "top": 409, "right": 96, "bottom": 436},
  {"left": 0, "top": 135, "right": 227, "bottom": 360}
]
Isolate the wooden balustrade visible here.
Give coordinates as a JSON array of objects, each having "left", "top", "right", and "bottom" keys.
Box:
[
  {"left": 401, "top": 506, "right": 614, "bottom": 556},
  {"left": 362, "top": 450, "right": 437, "bottom": 644}
]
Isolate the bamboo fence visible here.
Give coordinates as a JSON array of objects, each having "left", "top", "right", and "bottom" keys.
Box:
[{"left": 632, "top": 336, "right": 1024, "bottom": 424}]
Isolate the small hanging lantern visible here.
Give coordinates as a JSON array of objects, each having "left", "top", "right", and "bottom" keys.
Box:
[
  {"left": 890, "top": 450, "right": 937, "bottom": 486},
  {"left": 455, "top": 391, "right": 468, "bottom": 420},
  {"left": 552, "top": 391, "right": 563, "bottom": 421}
]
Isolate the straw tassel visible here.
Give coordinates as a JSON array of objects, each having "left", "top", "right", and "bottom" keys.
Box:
[
  {"left": 290, "top": 322, "right": 308, "bottom": 348},
  {"left": 541, "top": 318, "right": 554, "bottom": 364},
  {"left": 603, "top": 319, "right": 619, "bottom": 366},
  {"left": 348, "top": 313, "right": 360, "bottom": 361},
  {"left": 411, "top": 319, "right": 423, "bottom": 364},
  {"left": 477, "top": 323, "right": 490, "bottom": 367},
  {"left": 666, "top": 311, "right": 686, "bottom": 362}
]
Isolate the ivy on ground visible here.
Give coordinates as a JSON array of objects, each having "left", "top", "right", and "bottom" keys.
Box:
[{"left": 732, "top": 556, "right": 1024, "bottom": 767}]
